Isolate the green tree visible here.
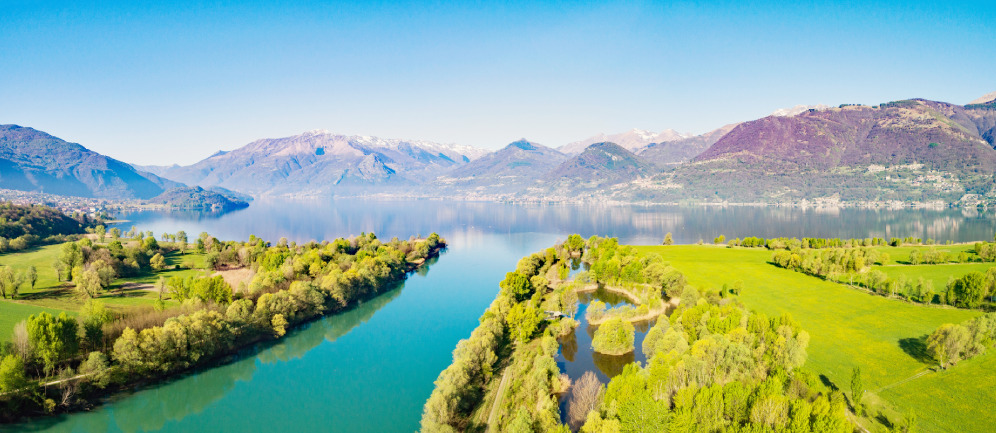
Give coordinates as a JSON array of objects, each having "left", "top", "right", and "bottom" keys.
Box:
[
  {"left": 500, "top": 272, "right": 533, "bottom": 302},
  {"left": 565, "top": 234, "right": 586, "bottom": 253},
  {"left": 592, "top": 318, "right": 635, "bottom": 355},
  {"left": 27, "top": 312, "right": 80, "bottom": 374},
  {"left": 191, "top": 275, "right": 233, "bottom": 304},
  {"left": 0, "top": 266, "right": 16, "bottom": 298},
  {"left": 80, "top": 299, "right": 111, "bottom": 350},
  {"left": 176, "top": 230, "right": 188, "bottom": 252},
  {"left": 150, "top": 253, "right": 166, "bottom": 271},
  {"left": 662, "top": 232, "right": 674, "bottom": 246},
  {"left": 0, "top": 354, "right": 28, "bottom": 393},
  {"left": 953, "top": 272, "right": 987, "bottom": 308},
  {"left": 26, "top": 265, "right": 37, "bottom": 290},
  {"left": 59, "top": 242, "right": 84, "bottom": 280},
  {"left": 927, "top": 323, "right": 971, "bottom": 368},
  {"left": 506, "top": 303, "right": 543, "bottom": 343},
  {"left": 75, "top": 269, "right": 103, "bottom": 298},
  {"left": 850, "top": 366, "right": 863, "bottom": 408},
  {"left": 94, "top": 224, "right": 106, "bottom": 242}
]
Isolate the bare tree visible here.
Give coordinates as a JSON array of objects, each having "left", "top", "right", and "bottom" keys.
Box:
[
  {"left": 58, "top": 367, "right": 78, "bottom": 407},
  {"left": 13, "top": 320, "right": 31, "bottom": 360},
  {"left": 568, "top": 371, "right": 603, "bottom": 430}
]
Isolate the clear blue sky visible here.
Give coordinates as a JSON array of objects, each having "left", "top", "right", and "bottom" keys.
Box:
[{"left": 2, "top": 0, "right": 994, "bottom": 165}]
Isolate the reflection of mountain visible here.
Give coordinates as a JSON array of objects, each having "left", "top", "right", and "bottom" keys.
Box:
[{"left": 113, "top": 199, "right": 996, "bottom": 248}]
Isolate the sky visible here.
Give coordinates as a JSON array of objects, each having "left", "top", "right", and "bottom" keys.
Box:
[{"left": 2, "top": 0, "right": 994, "bottom": 166}]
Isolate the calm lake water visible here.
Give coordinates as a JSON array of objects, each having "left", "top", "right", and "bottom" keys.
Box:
[{"left": 12, "top": 199, "right": 996, "bottom": 432}]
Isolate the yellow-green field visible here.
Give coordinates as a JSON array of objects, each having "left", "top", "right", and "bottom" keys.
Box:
[
  {"left": 636, "top": 245, "right": 989, "bottom": 433},
  {"left": 875, "top": 262, "right": 995, "bottom": 286}
]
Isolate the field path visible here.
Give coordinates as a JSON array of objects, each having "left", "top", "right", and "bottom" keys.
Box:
[
  {"left": 485, "top": 368, "right": 512, "bottom": 433},
  {"left": 875, "top": 369, "right": 932, "bottom": 393}
]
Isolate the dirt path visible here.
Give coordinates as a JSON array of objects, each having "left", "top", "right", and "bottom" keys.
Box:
[{"left": 486, "top": 368, "right": 512, "bottom": 433}]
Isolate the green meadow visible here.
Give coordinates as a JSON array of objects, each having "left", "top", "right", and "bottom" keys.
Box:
[
  {"left": 0, "top": 244, "right": 207, "bottom": 341},
  {"left": 874, "top": 262, "right": 996, "bottom": 285},
  {"left": 635, "top": 245, "right": 987, "bottom": 433}
]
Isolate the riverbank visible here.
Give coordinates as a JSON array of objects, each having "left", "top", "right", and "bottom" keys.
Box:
[{"left": 0, "top": 237, "right": 445, "bottom": 424}]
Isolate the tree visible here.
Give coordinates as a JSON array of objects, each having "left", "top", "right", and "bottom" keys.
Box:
[
  {"left": 927, "top": 323, "right": 971, "bottom": 368},
  {"left": 191, "top": 275, "right": 233, "bottom": 304},
  {"left": 52, "top": 260, "right": 66, "bottom": 282},
  {"left": 662, "top": 232, "right": 674, "bottom": 246},
  {"left": 27, "top": 312, "right": 80, "bottom": 374},
  {"left": 0, "top": 354, "right": 28, "bottom": 393},
  {"left": 592, "top": 318, "right": 635, "bottom": 355},
  {"left": 155, "top": 276, "right": 167, "bottom": 301},
  {"left": 850, "top": 366, "right": 863, "bottom": 408},
  {"left": 505, "top": 303, "right": 543, "bottom": 343},
  {"left": 569, "top": 371, "right": 604, "bottom": 430},
  {"left": 953, "top": 272, "right": 987, "bottom": 308},
  {"left": 95, "top": 225, "right": 106, "bottom": 242},
  {"left": 271, "top": 314, "right": 288, "bottom": 337},
  {"left": 80, "top": 299, "right": 111, "bottom": 350},
  {"left": 110, "top": 227, "right": 121, "bottom": 240},
  {"left": 176, "top": 230, "right": 188, "bottom": 252},
  {"left": 507, "top": 409, "right": 534, "bottom": 433},
  {"left": 26, "top": 265, "right": 37, "bottom": 290},
  {"left": 59, "top": 242, "right": 84, "bottom": 280},
  {"left": 500, "top": 272, "right": 533, "bottom": 302},
  {"left": 0, "top": 266, "right": 17, "bottom": 298},
  {"left": 75, "top": 269, "right": 103, "bottom": 298},
  {"left": 150, "top": 253, "right": 166, "bottom": 271},
  {"left": 565, "top": 234, "right": 585, "bottom": 253}
]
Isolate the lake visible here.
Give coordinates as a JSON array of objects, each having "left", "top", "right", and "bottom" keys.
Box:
[{"left": 12, "top": 199, "right": 996, "bottom": 432}]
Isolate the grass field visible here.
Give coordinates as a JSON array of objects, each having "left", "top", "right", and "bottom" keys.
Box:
[
  {"left": 0, "top": 245, "right": 207, "bottom": 340},
  {"left": 0, "top": 301, "right": 74, "bottom": 343},
  {"left": 874, "top": 262, "right": 996, "bottom": 286},
  {"left": 635, "top": 245, "right": 986, "bottom": 433}
]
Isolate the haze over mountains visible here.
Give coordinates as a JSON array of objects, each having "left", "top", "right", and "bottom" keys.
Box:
[{"left": 2, "top": 93, "right": 995, "bottom": 205}]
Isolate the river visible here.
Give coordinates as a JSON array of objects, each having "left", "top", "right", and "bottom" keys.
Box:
[{"left": 12, "top": 199, "right": 995, "bottom": 432}]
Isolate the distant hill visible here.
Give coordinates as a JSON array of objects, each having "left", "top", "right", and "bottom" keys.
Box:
[
  {"left": 559, "top": 128, "right": 688, "bottom": 155},
  {"left": 541, "top": 142, "right": 655, "bottom": 195},
  {"left": 638, "top": 124, "right": 737, "bottom": 167},
  {"left": 968, "top": 91, "right": 996, "bottom": 105},
  {"left": 669, "top": 99, "right": 996, "bottom": 202},
  {"left": 435, "top": 139, "right": 567, "bottom": 194},
  {"left": 0, "top": 125, "right": 180, "bottom": 199},
  {"left": 154, "top": 130, "right": 487, "bottom": 196},
  {"left": 0, "top": 201, "right": 90, "bottom": 240},
  {"left": 147, "top": 186, "right": 250, "bottom": 210}
]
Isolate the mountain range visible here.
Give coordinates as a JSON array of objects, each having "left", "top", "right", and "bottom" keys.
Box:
[{"left": 3, "top": 92, "right": 996, "bottom": 205}]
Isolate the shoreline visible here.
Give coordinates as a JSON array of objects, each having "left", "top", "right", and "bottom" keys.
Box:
[{"left": 0, "top": 243, "right": 445, "bottom": 424}]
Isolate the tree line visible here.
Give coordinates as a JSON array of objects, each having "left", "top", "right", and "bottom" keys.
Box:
[
  {"left": 0, "top": 231, "right": 445, "bottom": 420},
  {"left": 772, "top": 246, "right": 996, "bottom": 309}
]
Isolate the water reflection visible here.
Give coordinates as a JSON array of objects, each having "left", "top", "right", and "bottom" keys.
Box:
[{"left": 111, "top": 198, "right": 996, "bottom": 245}]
